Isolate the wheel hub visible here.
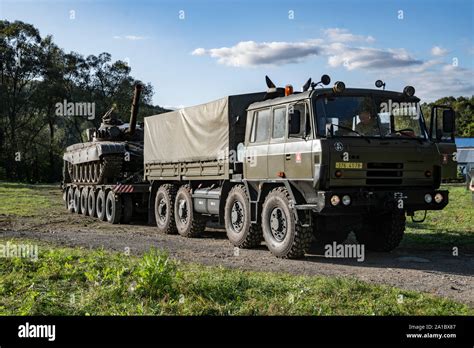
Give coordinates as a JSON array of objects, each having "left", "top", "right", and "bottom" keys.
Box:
[
  {"left": 158, "top": 199, "right": 167, "bottom": 221},
  {"left": 230, "top": 201, "right": 244, "bottom": 232},
  {"left": 178, "top": 199, "right": 188, "bottom": 223},
  {"left": 270, "top": 207, "right": 287, "bottom": 242}
]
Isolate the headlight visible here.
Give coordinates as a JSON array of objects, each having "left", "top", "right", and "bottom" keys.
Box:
[
  {"left": 342, "top": 195, "right": 351, "bottom": 206},
  {"left": 330, "top": 195, "right": 340, "bottom": 206},
  {"left": 424, "top": 194, "right": 433, "bottom": 204},
  {"left": 434, "top": 193, "right": 444, "bottom": 203}
]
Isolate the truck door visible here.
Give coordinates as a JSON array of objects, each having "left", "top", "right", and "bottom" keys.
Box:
[
  {"left": 430, "top": 106, "right": 457, "bottom": 180},
  {"left": 267, "top": 105, "right": 287, "bottom": 179},
  {"left": 284, "top": 101, "right": 313, "bottom": 180},
  {"left": 244, "top": 108, "right": 270, "bottom": 179}
]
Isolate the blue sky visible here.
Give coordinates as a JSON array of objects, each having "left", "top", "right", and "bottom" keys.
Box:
[{"left": 2, "top": 0, "right": 473, "bottom": 107}]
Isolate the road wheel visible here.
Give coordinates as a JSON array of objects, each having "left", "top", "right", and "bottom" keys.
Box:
[
  {"left": 154, "top": 184, "right": 178, "bottom": 234},
  {"left": 80, "top": 187, "right": 89, "bottom": 216},
  {"left": 96, "top": 189, "right": 107, "bottom": 221},
  {"left": 73, "top": 187, "right": 82, "bottom": 214},
  {"left": 66, "top": 187, "right": 75, "bottom": 213},
  {"left": 174, "top": 185, "right": 205, "bottom": 238},
  {"left": 261, "top": 187, "right": 311, "bottom": 259},
  {"left": 106, "top": 190, "right": 122, "bottom": 224},
  {"left": 121, "top": 195, "right": 133, "bottom": 224},
  {"left": 355, "top": 211, "right": 406, "bottom": 252},
  {"left": 87, "top": 189, "right": 96, "bottom": 217},
  {"left": 224, "top": 185, "right": 262, "bottom": 248}
]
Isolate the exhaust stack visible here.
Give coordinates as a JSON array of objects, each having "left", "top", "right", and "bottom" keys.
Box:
[{"left": 128, "top": 83, "right": 143, "bottom": 135}]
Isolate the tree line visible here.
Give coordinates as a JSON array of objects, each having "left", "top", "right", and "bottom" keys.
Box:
[{"left": 1, "top": 20, "right": 473, "bottom": 183}]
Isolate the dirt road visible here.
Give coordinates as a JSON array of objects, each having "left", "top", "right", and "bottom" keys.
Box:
[{"left": 1, "top": 209, "right": 473, "bottom": 306}]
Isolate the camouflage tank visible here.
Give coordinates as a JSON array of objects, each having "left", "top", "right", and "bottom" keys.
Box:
[{"left": 62, "top": 84, "right": 144, "bottom": 185}]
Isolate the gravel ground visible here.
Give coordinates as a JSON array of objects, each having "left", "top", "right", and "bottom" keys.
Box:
[{"left": 1, "top": 210, "right": 473, "bottom": 307}]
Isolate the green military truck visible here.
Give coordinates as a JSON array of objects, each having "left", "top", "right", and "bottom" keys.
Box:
[{"left": 143, "top": 76, "right": 456, "bottom": 259}]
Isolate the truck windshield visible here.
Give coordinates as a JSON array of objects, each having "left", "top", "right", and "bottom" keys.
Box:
[{"left": 315, "top": 95, "right": 427, "bottom": 139}]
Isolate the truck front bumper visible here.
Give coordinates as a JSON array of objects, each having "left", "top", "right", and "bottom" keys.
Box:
[{"left": 295, "top": 188, "right": 449, "bottom": 215}]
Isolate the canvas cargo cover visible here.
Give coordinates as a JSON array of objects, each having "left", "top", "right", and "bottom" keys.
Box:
[{"left": 144, "top": 92, "right": 264, "bottom": 164}]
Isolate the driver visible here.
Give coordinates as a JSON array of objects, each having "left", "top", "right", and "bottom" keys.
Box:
[{"left": 355, "top": 110, "right": 378, "bottom": 136}]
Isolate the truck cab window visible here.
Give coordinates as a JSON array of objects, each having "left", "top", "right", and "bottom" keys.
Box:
[
  {"left": 272, "top": 106, "right": 286, "bottom": 139},
  {"left": 250, "top": 108, "right": 271, "bottom": 143},
  {"left": 289, "top": 102, "right": 310, "bottom": 138}
]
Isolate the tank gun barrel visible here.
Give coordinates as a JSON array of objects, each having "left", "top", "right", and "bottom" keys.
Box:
[{"left": 129, "top": 83, "right": 143, "bottom": 135}]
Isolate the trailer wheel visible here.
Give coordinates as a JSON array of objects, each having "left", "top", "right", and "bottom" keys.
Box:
[
  {"left": 174, "top": 185, "right": 205, "bottom": 238},
  {"left": 224, "top": 185, "right": 262, "bottom": 248},
  {"left": 80, "top": 187, "right": 89, "bottom": 216},
  {"left": 261, "top": 187, "right": 311, "bottom": 259},
  {"left": 121, "top": 195, "right": 133, "bottom": 224},
  {"left": 73, "top": 187, "right": 82, "bottom": 214},
  {"left": 87, "top": 189, "right": 96, "bottom": 217},
  {"left": 106, "top": 190, "right": 122, "bottom": 224},
  {"left": 155, "top": 184, "right": 178, "bottom": 234},
  {"left": 67, "top": 187, "right": 75, "bottom": 213},
  {"left": 355, "top": 211, "right": 405, "bottom": 252},
  {"left": 96, "top": 189, "right": 107, "bottom": 221}
]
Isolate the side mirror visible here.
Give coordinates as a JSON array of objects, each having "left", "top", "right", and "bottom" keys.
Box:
[
  {"left": 289, "top": 110, "right": 301, "bottom": 136},
  {"left": 442, "top": 109, "right": 455, "bottom": 133}
]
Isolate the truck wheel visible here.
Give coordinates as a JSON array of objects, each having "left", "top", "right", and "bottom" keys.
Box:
[
  {"left": 80, "top": 187, "right": 89, "bottom": 216},
  {"left": 96, "top": 189, "right": 107, "bottom": 221},
  {"left": 106, "top": 190, "right": 122, "bottom": 224},
  {"left": 87, "top": 189, "right": 96, "bottom": 217},
  {"left": 155, "top": 184, "right": 178, "bottom": 234},
  {"left": 174, "top": 185, "right": 206, "bottom": 238},
  {"left": 355, "top": 211, "right": 406, "bottom": 252},
  {"left": 261, "top": 187, "right": 311, "bottom": 259},
  {"left": 67, "top": 187, "right": 75, "bottom": 213},
  {"left": 224, "top": 185, "right": 262, "bottom": 248},
  {"left": 73, "top": 188, "right": 82, "bottom": 214},
  {"left": 121, "top": 195, "right": 133, "bottom": 224}
]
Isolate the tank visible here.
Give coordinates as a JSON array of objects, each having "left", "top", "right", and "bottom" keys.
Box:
[{"left": 62, "top": 84, "right": 144, "bottom": 184}]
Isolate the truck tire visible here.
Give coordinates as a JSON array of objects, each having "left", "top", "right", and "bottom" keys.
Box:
[
  {"left": 87, "top": 189, "right": 96, "bottom": 217},
  {"left": 106, "top": 190, "right": 122, "bottom": 224},
  {"left": 155, "top": 184, "right": 178, "bottom": 234},
  {"left": 80, "top": 187, "right": 89, "bottom": 216},
  {"left": 121, "top": 195, "right": 133, "bottom": 224},
  {"left": 174, "top": 185, "right": 206, "bottom": 238},
  {"left": 67, "top": 187, "right": 75, "bottom": 213},
  {"left": 73, "top": 188, "right": 82, "bottom": 214},
  {"left": 224, "top": 185, "right": 262, "bottom": 248},
  {"left": 261, "top": 187, "right": 311, "bottom": 259},
  {"left": 355, "top": 211, "right": 406, "bottom": 252},
  {"left": 96, "top": 189, "right": 107, "bottom": 221}
]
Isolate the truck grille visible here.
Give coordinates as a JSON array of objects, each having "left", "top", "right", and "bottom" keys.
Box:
[{"left": 366, "top": 162, "right": 403, "bottom": 185}]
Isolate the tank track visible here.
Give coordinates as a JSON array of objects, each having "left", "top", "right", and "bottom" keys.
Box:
[{"left": 67, "top": 155, "right": 123, "bottom": 184}]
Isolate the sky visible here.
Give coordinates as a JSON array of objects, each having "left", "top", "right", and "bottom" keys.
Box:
[{"left": 1, "top": 0, "right": 473, "bottom": 107}]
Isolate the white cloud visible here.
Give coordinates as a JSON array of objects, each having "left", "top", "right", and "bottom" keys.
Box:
[
  {"left": 192, "top": 39, "right": 323, "bottom": 67},
  {"left": 323, "top": 28, "right": 375, "bottom": 43},
  {"left": 431, "top": 46, "right": 448, "bottom": 56},
  {"left": 113, "top": 35, "right": 146, "bottom": 41}
]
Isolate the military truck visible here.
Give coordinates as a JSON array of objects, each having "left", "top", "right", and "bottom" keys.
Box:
[{"left": 143, "top": 76, "right": 456, "bottom": 258}]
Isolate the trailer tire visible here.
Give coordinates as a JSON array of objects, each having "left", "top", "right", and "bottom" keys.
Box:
[
  {"left": 155, "top": 184, "right": 178, "bottom": 234},
  {"left": 96, "top": 189, "right": 107, "bottom": 221},
  {"left": 224, "top": 185, "right": 262, "bottom": 248},
  {"left": 261, "top": 187, "right": 311, "bottom": 259},
  {"left": 67, "top": 187, "right": 75, "bottom": 213},
  {"left": 80, "top": 187, "right": 89, "bottom": 216},
  {"left": 73, "top": 188, "right": 82, "bottom": 214},
  {"left": 87, "top": 189, "right": 96, "bottom": 217},
  {"left": 174, "top": 185, "right": 206, "bottom": 238},
  {"left": 106, "top": 190, "right": 122, "bottom": 224},
  {"left": 355, "top": 211, "right": 406, "bottom": 252},
  {"left": 121, "top": 195, "right": 133, "bottom": 224}
]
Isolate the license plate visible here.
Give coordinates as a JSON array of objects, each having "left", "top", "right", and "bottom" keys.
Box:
[{"left": 335, "top": 162, "right": 363, "bottom": 169}]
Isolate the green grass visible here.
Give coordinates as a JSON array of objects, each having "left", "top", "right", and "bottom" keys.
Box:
[
  {"left": 0, "top": 239, "right": 471, "bottom": 315},
  {"left": 404, "top": 185, "right": 474, "bottom": 248},
  {"left": 0, "top": 182, "right": 59, "bottom": 217}
]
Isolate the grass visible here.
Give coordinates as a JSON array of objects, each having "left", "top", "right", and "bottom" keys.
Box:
[
  {"left": 403, "top": 185, "right": 474, "bottom": 248},
  {"left": 0, "top": 239, "right": 471, "bottom": 316}
]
